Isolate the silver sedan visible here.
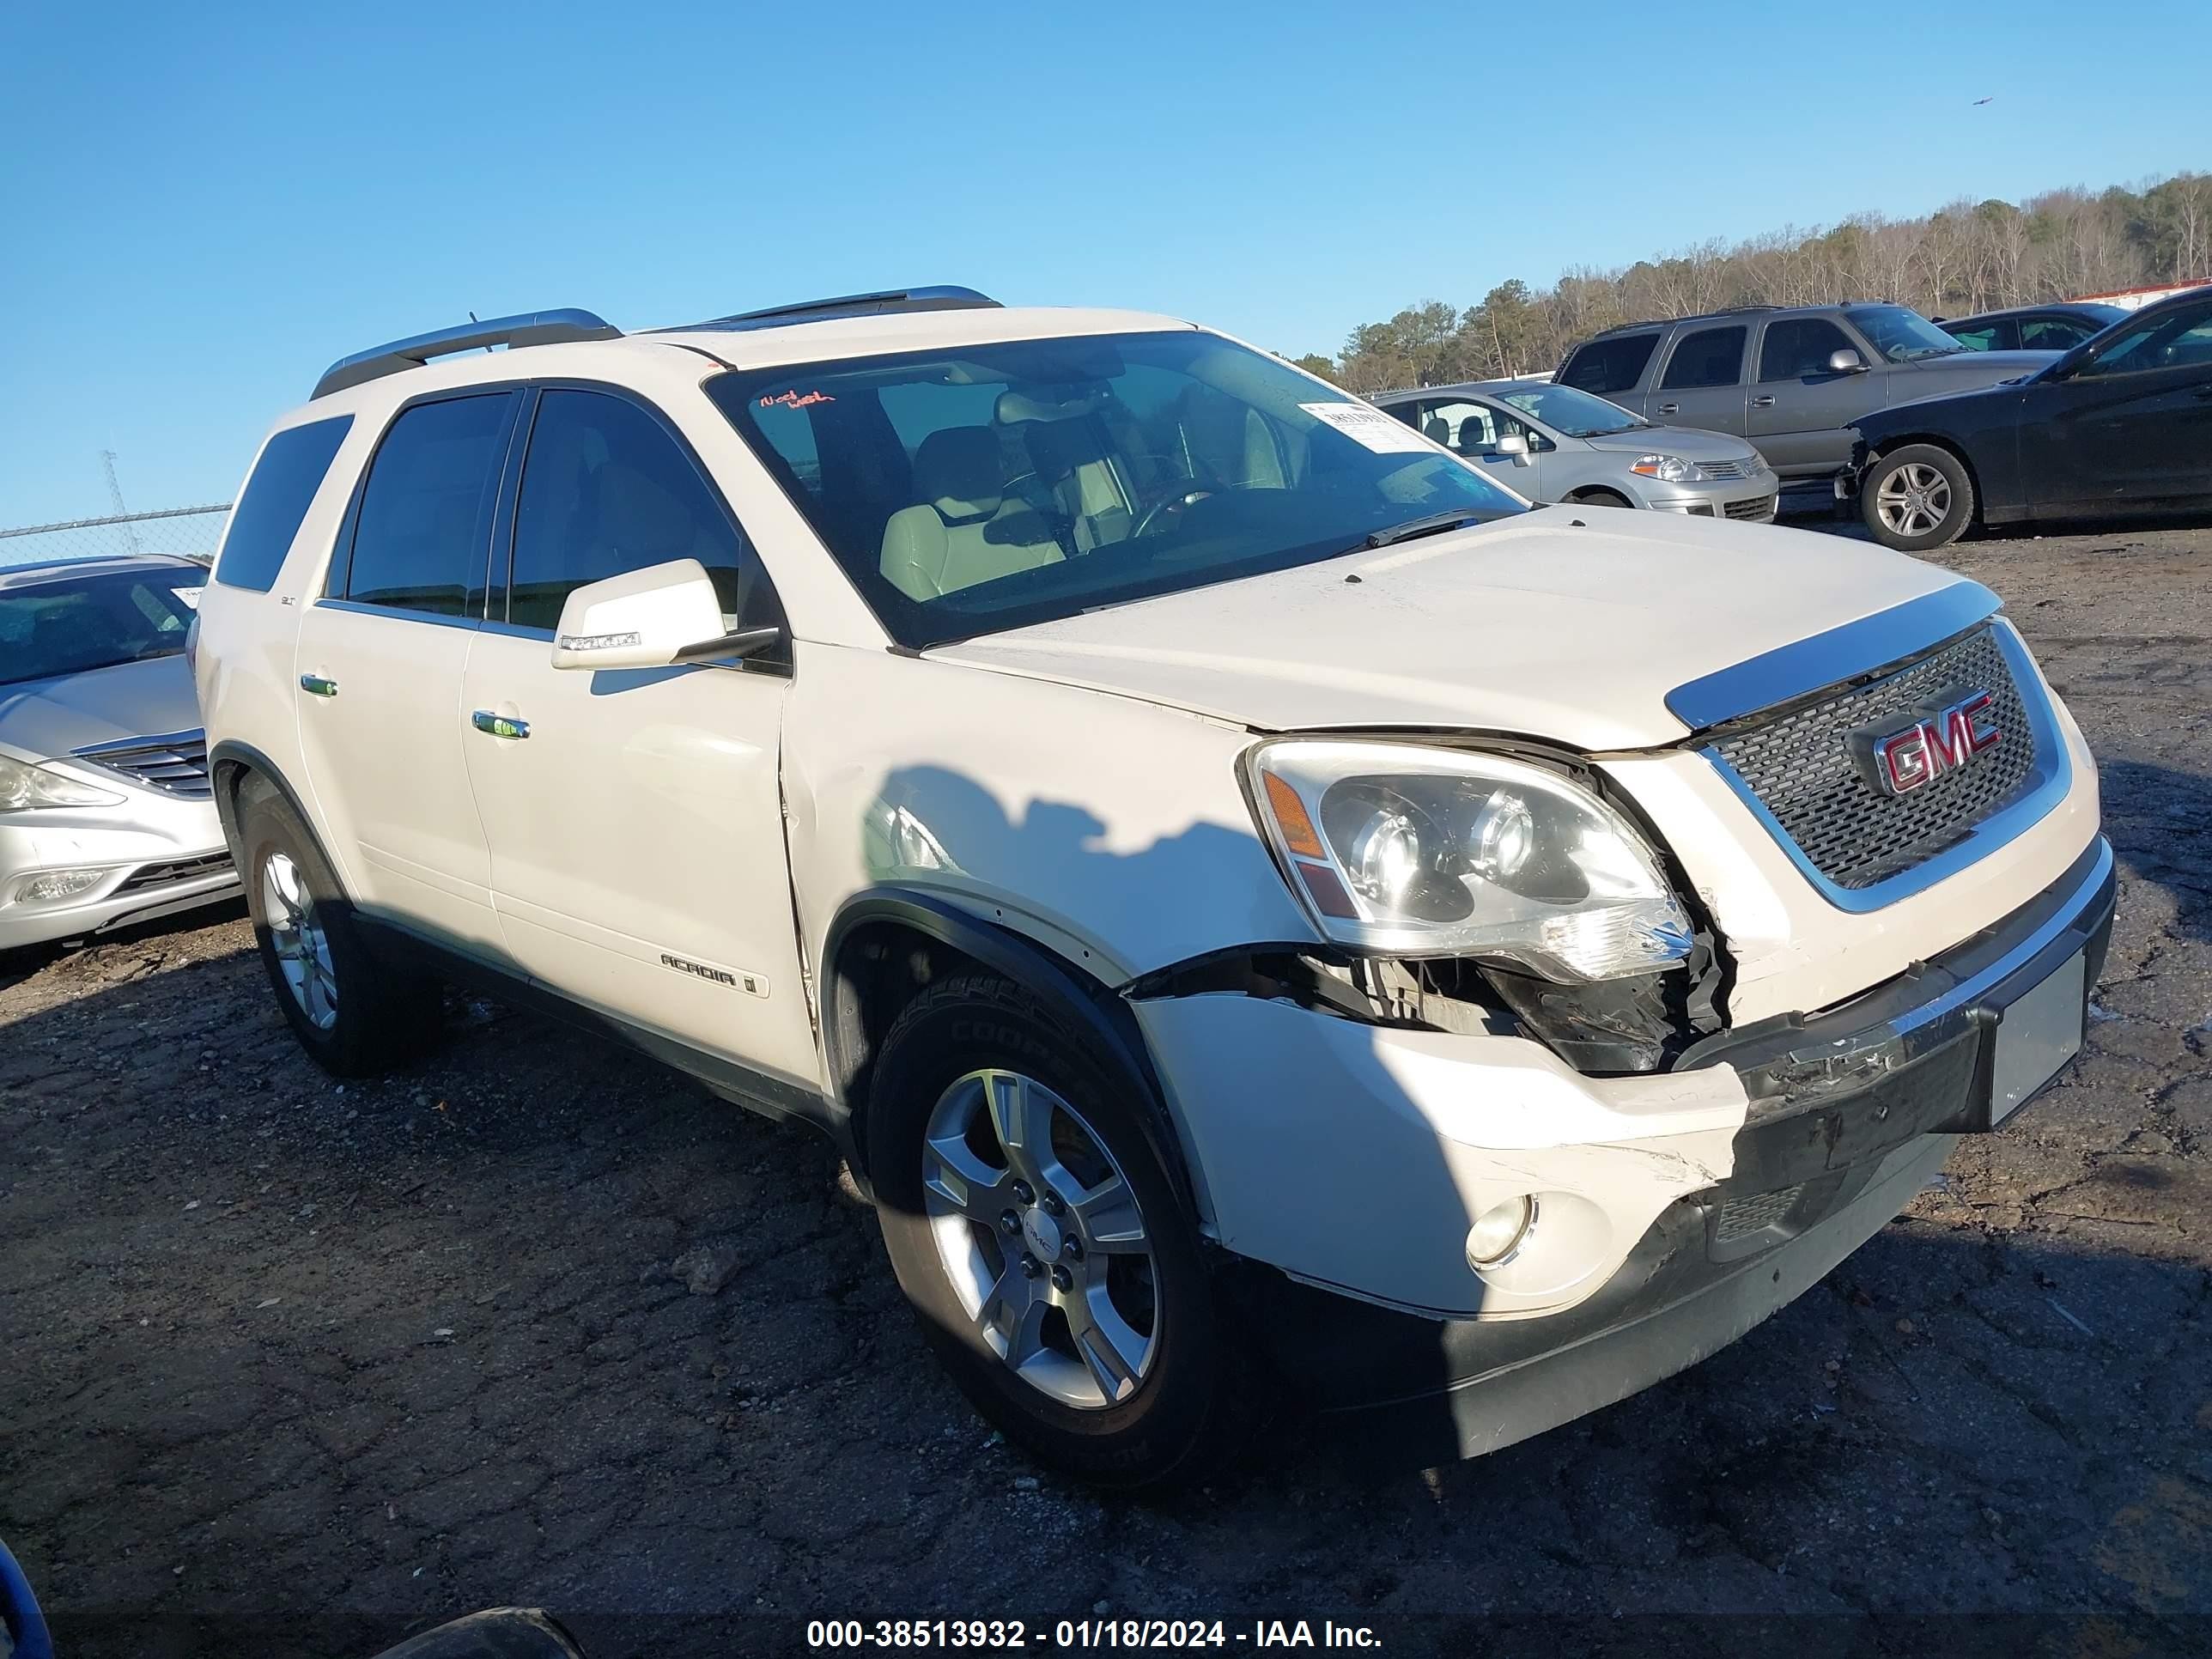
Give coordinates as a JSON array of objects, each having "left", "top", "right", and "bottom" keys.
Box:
[
  {"left": 0, "top": 554, "right": 239, "bottom": 951},
  {"left": 1375, "top": 379, "right": 1779, "bottom": 522}
]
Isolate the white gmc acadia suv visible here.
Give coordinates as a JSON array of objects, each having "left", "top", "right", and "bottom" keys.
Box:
[{"left": 195, "top": 288, "right": 2111, "bottom": 1487}]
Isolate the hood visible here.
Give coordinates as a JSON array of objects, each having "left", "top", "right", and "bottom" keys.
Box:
[
  {"left": 1579, "top": 424, "right": 1762, "bottom": 462},
  {"left": 929, "top": 510, "right": 1971, "bottom": 751},
  {"left": 0, "top": 653, "right": 201, "bottom": 759},
  {"left": 1905, "top": 348, "right": 2060, "bottom": 385}
]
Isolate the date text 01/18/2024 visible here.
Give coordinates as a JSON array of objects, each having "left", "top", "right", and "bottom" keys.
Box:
[{"left": 805, "top": 1620, "right": 1384, "bottom": 1649}]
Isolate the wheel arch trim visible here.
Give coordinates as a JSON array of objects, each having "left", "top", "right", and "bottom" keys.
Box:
[
  {"left": 820, "top": 887, "right": 1202, "bottom": 1220},
  {"left": 208, "top": 739, "right": 344, "bottom": 891}
]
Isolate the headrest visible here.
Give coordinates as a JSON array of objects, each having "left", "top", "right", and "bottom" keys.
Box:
[{"left": 914, "top": 426, "right": 1004, "bottom": 522}]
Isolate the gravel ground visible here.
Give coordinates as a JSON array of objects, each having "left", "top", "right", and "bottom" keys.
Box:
[{"left": 3, "top": 516, "right": 2208, "bottom": 1658}]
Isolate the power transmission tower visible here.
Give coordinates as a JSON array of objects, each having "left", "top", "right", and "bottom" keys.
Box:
[{"left": 100, "top": 451, "right": 143, "bottom": 552}]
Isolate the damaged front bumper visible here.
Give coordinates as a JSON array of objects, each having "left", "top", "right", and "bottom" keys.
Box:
[{"left": 1136, "top": 835, "right": 2114, "bottom": 1461}]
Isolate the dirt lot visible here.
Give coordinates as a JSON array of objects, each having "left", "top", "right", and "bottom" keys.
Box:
[{"left": 3, "top": 515, "right": 2209, "bottom": 1658}]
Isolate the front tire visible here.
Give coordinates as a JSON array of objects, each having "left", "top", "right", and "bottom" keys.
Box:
[
  {"left": 1862, "top": 443, "right": 1974, "bottom": 551},
  {"left": 866, "top": 974, "right": 1244, "bottom": 1489},
  {"left": 1566, "top": 487, "right": 1634, "bottom": 509},
  {"left": 239, "top": 784, "right": 441, "bottom": 1077}
]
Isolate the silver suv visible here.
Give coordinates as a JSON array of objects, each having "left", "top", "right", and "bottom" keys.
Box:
[{"left": 1558, "top": 303, "right": 2060, "bottom": 482}]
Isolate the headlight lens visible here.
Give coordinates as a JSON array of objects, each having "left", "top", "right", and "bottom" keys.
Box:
[
  {"left": 1247, "top": 739, "right": 1694, "bottom": 982},
  {"left": 0, "top": 755, "right": 125, "bottom": 812},
  {"left": 1629, "top": 453, "right": 1704, "bottom": 483}
]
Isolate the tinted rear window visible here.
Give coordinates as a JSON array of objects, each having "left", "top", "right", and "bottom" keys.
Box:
[
  {"left": 342, "top": 393, "right": 515, "bottom": 617},
  {"left": 215, "top": 416, "right": 353, "bottom": 592},
  {"left": 1560, "top": 333, "right": 1659, "bottom": 395},
  {"left": 1658, "top": 325, "right": 1747, "bottom": 389}
]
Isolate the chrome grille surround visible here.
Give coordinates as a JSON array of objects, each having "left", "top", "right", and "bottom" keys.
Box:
[
  {"left": 1698, "top": 457, "right": 1756, "bottom": 481},
  {"left": 1701, "top": 622, "right": 2071, "bottom": 912},
  {"left": 73, "top": 728, "right": 212, "bottom": 799}
]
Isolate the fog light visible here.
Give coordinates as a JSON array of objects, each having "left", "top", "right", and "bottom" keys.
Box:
[
  {"left": 17, "top": 867, "right": 106, "bottom": 904},
  {"left": 1467, "top": 1195, "right": 1536, "bottom": 1267}
]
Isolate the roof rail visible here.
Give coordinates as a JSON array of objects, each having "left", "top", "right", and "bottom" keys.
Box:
[
  {"left": 667, "top": 285, "right": 1001, "bottom": 334},
  {"left": 313, "top": 308, "right": 622, "bottom": 400}
]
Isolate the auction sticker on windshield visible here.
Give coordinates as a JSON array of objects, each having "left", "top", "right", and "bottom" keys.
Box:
[{"left": 1301, "top": 402, "right": 1432, "bottom": 453}]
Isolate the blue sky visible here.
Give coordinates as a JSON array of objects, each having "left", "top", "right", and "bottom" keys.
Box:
[{"left": 2, "top": 0, "right": 2205, "bottom": 526}]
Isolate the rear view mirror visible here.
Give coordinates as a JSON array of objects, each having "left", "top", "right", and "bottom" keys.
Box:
[
  {"left": 550, "top": 557, "right": 778, "bottom": 672},
  {"left": 1828, "top": 348, "right": 1869, "bottom": 374},
  {"left": 1494, "top": 432, "right": 1531, "bottom": 462}
]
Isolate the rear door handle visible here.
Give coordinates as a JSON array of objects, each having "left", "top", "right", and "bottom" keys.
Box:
[
  {"left": 471, "top": 709, "right": 531, "bottom": 740},
  {"left": 1656, "top": 403, "right": 1680, "bottom": 415},
  {"left": 1753, "top": 395, "right": 1778, "bottom": 408},
  {"left": 299, "top": 674, "right": 338, "bottom": 698}
]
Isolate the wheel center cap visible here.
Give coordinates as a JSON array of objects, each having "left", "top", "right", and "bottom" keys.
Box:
[{"left": 1020, "top": 1206, "right": 1062, "bottom": 1262}]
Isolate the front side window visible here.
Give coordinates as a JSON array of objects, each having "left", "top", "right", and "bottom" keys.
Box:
[
  {"left": 2018, "top": 317, "right": 2093, "bottom": 350},
  {"left": 1758, "top": 318, "right": 1856, "bottom": 381},
  {"left": 2075, "top": 301, "right": 2212, "bottom": 377},
  {"left": 1560, "top": 332, "right": 1660, "bottom": 395},
  {"left": 1658, "top": 325, "right": 1747, "bottom": 390},
  {"left": 342, "top": 392, "right": 516, "bottom": 617},
  {"left": 0, "top": 566, "right": 204, "bottom": 686},
  {"left": 708, "top": 331, "right": 1525, "bottom": 650},
  {"left": 1844, "top": 306, "right": 1965, "bottom": 363},
  {"left": 1414, "top": 398, "right": 1534, "bottom": 455},
  {"left": 503, "top": 388, "right": 787, "bottom": 663},
  {"left": 216, "top": 416, "right": 352, "bottom": 592}
]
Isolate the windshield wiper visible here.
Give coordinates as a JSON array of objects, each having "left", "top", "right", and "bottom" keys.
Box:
[{"left": 1363, "top": 510, "right": 1486, "bottom": 550}]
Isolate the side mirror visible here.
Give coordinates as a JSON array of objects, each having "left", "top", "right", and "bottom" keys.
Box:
[
  {"left": 1828, "top": 348, "right": 1869, "bottom": 374},
  {"left": 1493, "top": 432, "right": 1531, "bottom": 462},
  {"left": 550, "top": 557, "right": 779, "bottom": 672}
]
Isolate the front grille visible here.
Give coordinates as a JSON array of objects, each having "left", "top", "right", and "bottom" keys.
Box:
[
  {"left": 1698, "top": 458, "right": 1757, "bottom": 481},
  {"left": 1711, "top": 626, "right": 2039, "bottom": 890},
  {"left": 75, "top": 729, "right": 211, "bottom": 799},
  {"left": 117, "top": 851, "right": 234, "bottom": 895},
  {"left": 1723, "top": 495, "right": 1776, "bottom": 520}
]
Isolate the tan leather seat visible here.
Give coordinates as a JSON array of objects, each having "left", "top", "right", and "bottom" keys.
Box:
[{"left": 879, "top": 427, "right": 1065, "bottom": 600}]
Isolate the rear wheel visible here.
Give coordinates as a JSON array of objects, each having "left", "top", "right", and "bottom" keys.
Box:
[
  {"left": 1862, "top": 443, "right": 1975, "bottom": 551},
  {"left": 867, "top": 974, "right": 1245, "bottom": 1488},
  {"left": 239, "top": 784, "right": 441, "bottom": 1076}
]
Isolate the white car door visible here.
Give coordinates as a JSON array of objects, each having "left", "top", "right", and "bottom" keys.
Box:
[
  {"left": 457, "top": 386, "right": 819, "bottom": 1091},
  {"left": 294, "top": 389, "right": 520, "bottom": 952}
]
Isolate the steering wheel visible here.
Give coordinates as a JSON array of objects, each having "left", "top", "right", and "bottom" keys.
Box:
[{"left": 1129, "top": 485, "right": 1214, "bottom": 541}]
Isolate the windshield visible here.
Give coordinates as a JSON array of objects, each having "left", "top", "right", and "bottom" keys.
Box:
[
  {"left": 1492, "top": 383, "right": 1645, "bottom": 437},
  {"left": 1847, "top": 305, "right": 1967, "bottom": 363},
  {"left": 0, "top": 565, "right": 204, "bottom": 686},
  {"left": 708, "top": 331, "right": 1525, "bottom": 649}
]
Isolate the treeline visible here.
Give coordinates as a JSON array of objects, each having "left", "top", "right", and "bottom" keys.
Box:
[{"left": 1291, "top": 173, "right": 2212, "bottom": 394}]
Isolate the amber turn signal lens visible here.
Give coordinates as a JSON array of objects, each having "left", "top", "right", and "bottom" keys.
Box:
[{"left": 1261, "top": 771, "right": 1325, "bottom": 859}]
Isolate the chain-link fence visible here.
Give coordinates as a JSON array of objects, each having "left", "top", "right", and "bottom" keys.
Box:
[{"left": 0, "top": 504, "right": 233, "bottom": 570}]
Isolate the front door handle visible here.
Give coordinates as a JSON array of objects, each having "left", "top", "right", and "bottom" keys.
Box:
[
  {"left": 1752, "top": 394, "right": 1778, "bottom": 408},
  {"left": 1656, "top": 402, "right": 1680, "bottom": 415},
  {"left": 471, "top": 709, "right": 531, "bottom": 741},
  {"left": 299, "top": 674, "right": 338, "bottom": 698}
]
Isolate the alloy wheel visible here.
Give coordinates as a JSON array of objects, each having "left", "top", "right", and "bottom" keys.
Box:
[
  {"left": 921, "top": 1068, "right": 1158, "bottom": 1409},
  {"left": 1875, "top": 462, "right": 1953, "bottom": 538},
  {"left": 262, "top": 850, "right": 337, "bottom": 1031}
]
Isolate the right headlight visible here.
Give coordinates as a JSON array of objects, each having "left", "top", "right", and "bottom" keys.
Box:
[
  {"left": 0, "top": 754, "right": 125, "bottom": 813},
  {"left": 1244, "top": 739, "right": 1693, "bottom": 983},
  {"left": 1629, "top": 453, "right": 1705, "bottom": 483}
]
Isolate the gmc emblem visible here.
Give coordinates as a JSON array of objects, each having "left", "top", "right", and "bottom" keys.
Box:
[{"left": 1858, "top": 690, "right": 2002, "bottom": 796}]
